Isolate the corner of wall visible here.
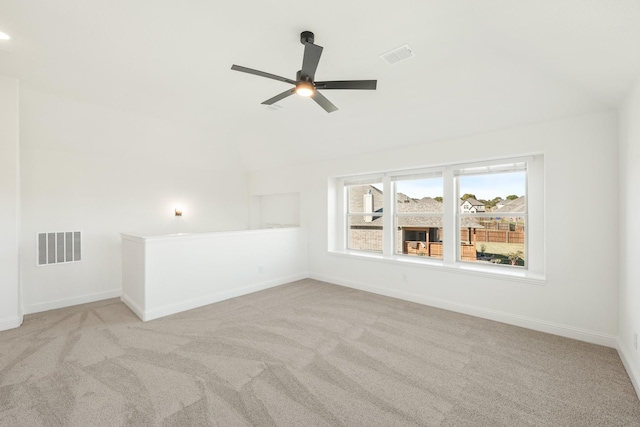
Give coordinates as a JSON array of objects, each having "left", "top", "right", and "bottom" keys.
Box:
[
  {"left": 0, "top": 74, "right": 21, "bottom": 331},
  {"left": 618, "top": 73, "right": 640, "bottom": 402},
  {"left": 618, "top": 338, "right": 640, "bottom": 400}
]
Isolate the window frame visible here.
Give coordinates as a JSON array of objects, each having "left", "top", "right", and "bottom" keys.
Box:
[
  {"left": 343, "top": 177, "right": 385, "bottom": 253},
  {"left": 391, "top": 170, "right": 444, "bottom": 259},
  {"left": 455, "top": 161, "right": 528, "bottom": 269},
  {"left": 329, "top": 155, "right": 545, "bottom": 282}
]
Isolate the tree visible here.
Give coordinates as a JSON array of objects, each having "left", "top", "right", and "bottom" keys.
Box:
[
  {"left": 480, "top": 196, "right": 503, "bottom": 209},
  {"left": 434, "top": 196, "right": 443, "bottom": 202},
  {"left": 461, "top": 193, "right": 477, "bottom": 201},
  {"left": 506, "top": 194, "right": 519, "bottom": 201}
]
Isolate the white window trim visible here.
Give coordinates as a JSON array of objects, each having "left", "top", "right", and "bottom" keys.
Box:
[{"left": 328, "top": 154, "right": 545, "bottom": 284}]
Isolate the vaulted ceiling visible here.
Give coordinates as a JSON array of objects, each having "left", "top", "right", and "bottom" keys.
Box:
[{"left": 1, "top": 0, "right": 639, "bottom": 170}]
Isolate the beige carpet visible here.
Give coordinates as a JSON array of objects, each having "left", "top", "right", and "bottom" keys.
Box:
[{"left": 0, "top": 279, "right": 638, "bottom": 426}]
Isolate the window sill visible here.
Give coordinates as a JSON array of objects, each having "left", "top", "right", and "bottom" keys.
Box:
[{"left": 328, "top": 250, "right": 547, "bottom": 286}]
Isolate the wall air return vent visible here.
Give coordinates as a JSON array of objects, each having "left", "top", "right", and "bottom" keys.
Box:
[
  {"left": 37, "top": 231, "right": 81, "bottom": 266},
  {"left": 380, "top": 44, "right": 415, "bottom": 65}
]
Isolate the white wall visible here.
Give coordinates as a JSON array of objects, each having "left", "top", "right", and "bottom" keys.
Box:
[
  {"left": 619, "top": 75, "right": 640, "bottom": 396},
  {"left": 249, "top": 192, "right": 300, "bottom": 229},
  {"left": 122, "top": 228, "right": 308, "bottom": 321},
  {"left": 0, "top": 75, "right": 22, "bottom": 330},
  {"left": 20, "top": 87, "right": 250, "bottom": 314},
  {"left": 249, "top": 111, "right": 620, "bottom": 346}
]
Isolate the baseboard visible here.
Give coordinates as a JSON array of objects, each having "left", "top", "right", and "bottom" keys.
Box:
[
  {"left": 618, "top": 339, "right": 640, "bottom": 400},
  {"left": 135, "top": 272, "right": 309, "bottom": 322},
  {"left": 121, "top": 293, "right": 145, "bottom": 321},
  {"left": 23, "top": 289, "right": 122, "bottom": 315},
  {"left": 310, "top": 272, "right": 618, "bottom": 348},
  {"left": 0, "top": 314, "right": 23, "bottom": 331}
]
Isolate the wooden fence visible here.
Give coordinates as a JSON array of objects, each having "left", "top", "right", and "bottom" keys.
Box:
[
  {"left": 474, "top": 230, "right": 524, "bottom": 244},
  {"left": 404, "top": 242, "right": 476, "bottom": 261}
]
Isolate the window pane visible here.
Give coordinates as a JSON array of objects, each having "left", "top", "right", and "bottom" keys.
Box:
[
  {"left": 396, "top": 177, "right": 443, "bottom": 212},
  {"left": 459, "top": 171, "right": 525, "bottom": 213},
  {"left": 348, "top": 184, "right": 383, "bottom": 214},
  {"left": 395, "top": 177, "right": 443, "bottom": 258},
  {"left": 349, "top": 215, "right": 383, "bottom": 252},
  {"left": 460, "top": 216, "right": 526, "bottom": 267},
  {"left": 458, "top": 169, "right": 526, "bottom": 268},
  {"left": 347, "top": 184, "right": 384, "bottom": 252}
]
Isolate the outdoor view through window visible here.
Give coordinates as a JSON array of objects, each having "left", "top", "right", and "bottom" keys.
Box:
[
  {"left": 347, "top": 183, "right": 384, "bottom": 252},
  {"left": 345, "top": 166, "right": 527, "bottom": 268},
  {"left": 395, "top": 176, "right": 443, "bottom": 259},
  {"left": 458, "top": 169, "right": 526, "bottom": 267}
]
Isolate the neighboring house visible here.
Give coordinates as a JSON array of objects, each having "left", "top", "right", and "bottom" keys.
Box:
[
  {"left": 493, "top": 196, "right": 526, "bottom": 214},
  {"left": 491, "top": 196, "right": 526, "bottom": 228},
  {"left": 460, "top": 197, "right": 486, "bottom": 213}
]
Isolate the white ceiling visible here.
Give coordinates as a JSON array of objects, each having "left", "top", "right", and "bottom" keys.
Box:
[{"left": 1, "top": 0, "right": 640, "bottom": 171}]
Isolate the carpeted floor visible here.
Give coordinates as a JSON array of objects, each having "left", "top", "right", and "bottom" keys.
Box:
[{"left": 0, "top": 279, "right": 638, "bottom": 426}]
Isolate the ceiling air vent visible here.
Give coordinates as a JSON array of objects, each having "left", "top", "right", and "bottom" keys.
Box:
[
  {"left": 380, "top": 44, "right": 415, "bottom": 65},
  {"left": 37, "top": 231, "right": 81, "bottom": 266}
]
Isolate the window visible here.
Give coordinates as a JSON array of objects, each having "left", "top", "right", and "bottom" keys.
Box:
[
  {"left": 456, "top": 162, "right": 527, "bottom": 267},
  {"left": 393, "top": 173, "right": 443, "bottom": 259},
  {"left": 331, "top": 155, "right": 544, "bottom": 279},
  {"left": 345, "top": 180, "right": 384, "bottom": 253}
]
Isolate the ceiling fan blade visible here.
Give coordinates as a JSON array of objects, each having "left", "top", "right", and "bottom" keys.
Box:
[
  {"left": 261, "top": 88, "right": 295, "bottom": 105},
  {"left": 311, "top": 91, "right": 338, "bottom": 113},
  {"left": 315, "top": 80, "right": 377, "bottom": 90},
  {"left": 301, "top": 43, "right": 323, "bottom": 81},
  {"left": 231, "top": 65, "right": 297, "bottom": 85}
]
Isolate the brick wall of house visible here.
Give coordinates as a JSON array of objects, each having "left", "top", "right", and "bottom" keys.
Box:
[
  {"left": 349, "top": 228, "right": 407, "bottom": 253},
  {"left": 349, "top": 227, "right": 383, "bottom": 252}
]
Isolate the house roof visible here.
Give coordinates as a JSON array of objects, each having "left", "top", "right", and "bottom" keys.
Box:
[
  {"left": 461, "top": 198, "right": 484, "bottom": 207},
  {"left": 397, "top": 194, "right": 443, "bottom": 214},
  {"left": 493, "top": 196, "right": 526, "bottom": 213},
  {"left": 349, "top": 185, "right": 482, "bottom": 228},
  {"left": 1, "top": 2, "right": 640, "bottom": 171}
]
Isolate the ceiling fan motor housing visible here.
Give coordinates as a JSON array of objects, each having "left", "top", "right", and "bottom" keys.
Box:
[
  {"left": 300, "top": 31, "right": 314, "bottom": 45},
  {"left": 296, "top": 70, "right": 312, "bottom": 83}
]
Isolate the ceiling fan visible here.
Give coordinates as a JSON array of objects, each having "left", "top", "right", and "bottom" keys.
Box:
[{"left": 231, "top": 31, "right": 377, "bottom": 113}]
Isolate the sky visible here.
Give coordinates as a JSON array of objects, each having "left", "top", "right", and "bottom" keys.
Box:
[{"left": 396, "top": 172, "right": 525, "bottom": 200}]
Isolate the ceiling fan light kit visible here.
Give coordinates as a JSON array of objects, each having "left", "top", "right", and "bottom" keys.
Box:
[
  {"left": 295, "top": 81, "right": 314, "bottom": 97},
  {"left": 231, "top": 31, "right": 377, "bottom": 113}
]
